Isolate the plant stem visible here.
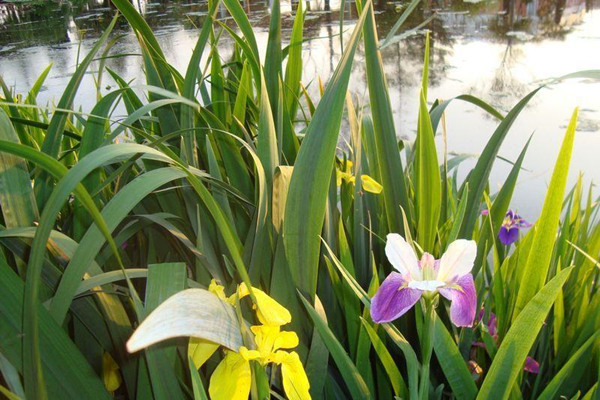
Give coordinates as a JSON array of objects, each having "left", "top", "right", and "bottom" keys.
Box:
[{"left": 418, "top": 296, "right": 437, "bottom": 400}]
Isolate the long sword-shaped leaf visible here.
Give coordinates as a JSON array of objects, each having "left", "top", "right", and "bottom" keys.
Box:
[
  {"left": 458, "top": 87, "right": 542, "bottom": 238},
  {"left": 181, "top": 0, "right": 220, "bottom": 166},
  {"left": 433, "top": 314, "right": 477, "bottom": 400},
  {"left": 50, "top": 167, "right": 188, "bottom": 322},
  {"left": 299, "top": 293, "right": 373, "bottom": 399},
  {"left": 513, "top": 109, "right": 578, "bottom": 320},
  {"left": 35, "top": 14, "right": 118, "bottom": 206},
  {"left": 283, "top": 1, "right": 370, "bottom": 297},
  {"left": 360, "top": 0, "right": 411, "bottom": 233},
  {"left": 0, "top": 109, "right": 38, "bottom": 230},
  {"left": 477, "top": 266, "right": 573, "bottom": 400},
  {"left": 0, "top": 261, "right": 111, "bottom": 400}
]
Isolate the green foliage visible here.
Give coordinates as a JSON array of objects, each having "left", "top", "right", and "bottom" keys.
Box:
[{"left": 0, "top": 2, "right": 599, "bottom": 400}]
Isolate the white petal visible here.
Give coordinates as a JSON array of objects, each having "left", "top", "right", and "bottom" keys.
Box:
[
  {"left": 407, "top": 280, "right": 445, "bottom": 291},
  {"left": 436, "top": 240, "right": 477, "bottom": 281},
  {"left": 126, "top": 289, "right": 243, "bottom": 353},
  {"left": 385, "top": 234, "right": 421, "bottom": 279}
]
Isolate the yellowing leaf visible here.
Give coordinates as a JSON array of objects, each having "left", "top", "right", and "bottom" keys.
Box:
[
  {"left": 126, "top": 289, "right": 243, "bottom": 353},
  {"left": 102, "top": 352, "right": 121, "bottom": 393},
  {"left": 360, "top": 175, "right": 383, "bottom": 194},
  {"left": 188, "top": 338, "right": 219, "bottom": 370},
  {"left": 278, "top": 351, "right": 311, "bottom": 400},
  {"left": 209, "top": 352, "right": 251, "bottom": 400}
]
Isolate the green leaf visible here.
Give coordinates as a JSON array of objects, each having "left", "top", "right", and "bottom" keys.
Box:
[
  {"left": 298, "top": 293, "right": 373, "bottom": 399},
  {"left": 459, "top": 87, "right": 542, "bottom": 238},
  {"left": 432, "top": 314, "right": 477, "bottom": 400},
  {"left": 35, "top": 14, "right": 118, "bottom": 206},
  {"left": 141, "top": 263, "right": 187, "bottom": 400},
  {"left": 513, "top": 109, "right": 578, "bottom": 319},
  {"left": 50, "top": 167, "right": 188, "bottom": 322},
  {"left": 415, "top": 89, "right": 441, "bottom": 252},
  {"left": 360, "top": 318, "right": 408, "bottom": 398},
  {"left": 360, "top": 1, "right": 410, "bottom": 233},
  {"left": 283, "top": 1, "right": 369, "bottom": 297},
  {"left": 283, "top": 0, "right": 305, "bottom": 121},
  {"left": 0, "top": 260, "right": 111, "bottom": 400},
  {"left": 0, "top": 109, "right": 38, "bottom": 230},
  {"left": 538, "top": 331, "right": 600, "bottom": 400},
  {"left": 477, "top": 266, "right": 573, "bottom": 400}
]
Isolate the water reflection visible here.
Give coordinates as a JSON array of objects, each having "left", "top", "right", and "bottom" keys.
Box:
[
  {"left": 0, "top": 0, "right": 595, "bottom": 51},
  {"left": 0, "top": 0, "right": 599, "bottom": 218}
]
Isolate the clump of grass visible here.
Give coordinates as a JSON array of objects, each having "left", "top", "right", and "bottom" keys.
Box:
[{"left": 0, "top": 0, "right": 599, "bottom": 399}]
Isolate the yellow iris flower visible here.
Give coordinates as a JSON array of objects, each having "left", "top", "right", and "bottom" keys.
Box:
[
  {"left": 189, "top": 280, "right": 311, "bottom": 400},
  {"left": 209, "top": 325, "right": 309, "bottom": 400},
  {"left": 336, "top": 160, "right": 383, "bottom": 194}
]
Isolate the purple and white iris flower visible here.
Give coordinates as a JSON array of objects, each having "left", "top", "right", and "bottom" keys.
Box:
[
  {"left": 498, "top": 210, "right": 531, "bottom": 245},
  {"left": 474, "top": 310, "right": 539, "bottom": 374},
  {"left": 370, "top": 234, "right": 477, "bottom": 327}
]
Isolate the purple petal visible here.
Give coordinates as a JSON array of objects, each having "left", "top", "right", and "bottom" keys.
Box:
[
  {"left": 488, "top": 313, "right": 498, "bottom": 339},
  {"left": 524, "top": 357, "right": 539, "bottom": 374},
  {"left": 481, "top": 209, "right": 489, "bottom": 216},
  {"left": 519, "top": 219, "right": 532, "bottom": 228},
  {"left": 499, "top": 226, "right": 519, "bottom": 245},
  {"left": 370, "top": 272, "right": 422, "bottom": 323},
  {"left": 439, "top": 274, "right": 477, "bottom": 327}
]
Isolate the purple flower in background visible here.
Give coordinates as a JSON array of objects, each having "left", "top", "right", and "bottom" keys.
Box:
[
  {"left": 524, "top": 357, "right": 540, "bottom": 374},
  {"left": 475, "top": 310, "right": 539, "bottom": 374},
  {"left": 498, "top": 210, "right": 531, "bottom": 245},
  {"left": 370, "top": 234, "right": 477, "bottom": 327}
]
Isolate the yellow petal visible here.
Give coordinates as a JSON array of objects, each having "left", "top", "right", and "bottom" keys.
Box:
[
  {"left": 209, "top": 352, "right": 251, "bottom": 400},
  {"left": 273, "top": 330, "right": 299, "bottom": 351},
  {"left": 208, "top": 279, "right": 228, "bottom": 301},
  {"left": 344, "top": 160, "right": 353, "bottom": 174},
  {"left": 237, "top": 284, "right": 291, "bottom": 326},
  {"left": 279, "top": 351, "right": 311, "bottom": 400},
  {"left": 239, "top": 346, "right": 261, "bottom": 361},
  {"left": 188, "top": 337, "right": 219, "bottom": 370},
  {"left": 250, "top": 325, "right": 281, "bottom": 358},
  {"left": 102, "top": 352, "right": 122, "bottom": 393},
  {"left": 336, "top": 169, "right": 343, "bottom": 186},
  {"left": 360, "top": 175, "right": 383, "bottom": 194}
]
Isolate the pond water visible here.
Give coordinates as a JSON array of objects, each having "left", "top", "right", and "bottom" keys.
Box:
[{"left": 1, "top": 0, "right": 599, "bottom": 220}]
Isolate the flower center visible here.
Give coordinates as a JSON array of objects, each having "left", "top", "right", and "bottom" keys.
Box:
[{"left": 407, "top": 280, "right": 446, "bottom": 291}]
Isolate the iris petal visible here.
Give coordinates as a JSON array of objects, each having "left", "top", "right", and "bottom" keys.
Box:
[
  {"left": 439, "top": 274, "right": 477, "bottom": 327},
  {"left": 370, "top": 272, "right": 422, "bottom": 323},
  {"left": 436, "top": 240, "right": 476, "bottom": 282},
  {"left": 499, "top": 226, "right": 519, "bottom": 245},
  {"left": 208, "top": 352, "right": 251, "bottom": 400},
  {"left": 524, "top": 356, "right": 540, "bottom": 374},
  {"left": 385, "top": 234, "right": 421, "bottom": 279}
]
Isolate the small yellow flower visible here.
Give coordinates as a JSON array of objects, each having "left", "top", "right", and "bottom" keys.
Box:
[
  {"left": 208, "top": 279, "right": 230, "bottom": 303},
  {"left": 336, "top": 159, "right": 383, "bottom": 194},
  {"left": 360, "top": 174, "right": 383, "bottom": 194}
]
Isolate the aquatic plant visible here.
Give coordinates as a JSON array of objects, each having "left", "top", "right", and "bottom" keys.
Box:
[{"left": 0, "top": 0, "right": 599, "bottom": 399}]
